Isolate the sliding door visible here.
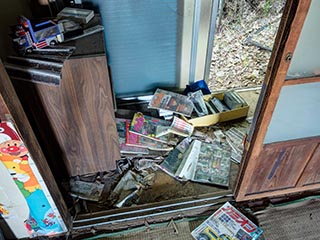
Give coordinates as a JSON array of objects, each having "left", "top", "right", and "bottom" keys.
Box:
[{"left": 236, "top": 0, "right": 320, "bottom": 201}]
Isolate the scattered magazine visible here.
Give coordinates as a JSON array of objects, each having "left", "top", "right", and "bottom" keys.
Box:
[
  {"left": 148, "top": 88, "right": 194, "bottom": 117},
  {"left": 129, "top": 112, "right": 171, "bottom": 143},
  {"left": 116, "top": 118, "right": 149, "bottom": 155},
  {"left": 156, "top": 116, "right": 194, "bottom": 138},
  {"left": 126, "top": 120, "right": 173, "bottom": 151},
  {"left": 191, "top": 202, "right": 263, "bottom": 240},
  {"left": 225, "top": 127, "right": 246, "bottom": 164},
  {"left": 159, "top": 139, "right": 232, "bottom": 187},
  {"left": 193, "top": 141, "right": 232, "bottom": 187},
  {"left": 159, "top": 138, "right": 192, "bottom": 179}
]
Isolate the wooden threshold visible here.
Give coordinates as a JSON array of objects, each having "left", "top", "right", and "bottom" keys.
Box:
[{"left": 239, "top": 183, "right": 320, "bottom": 202}]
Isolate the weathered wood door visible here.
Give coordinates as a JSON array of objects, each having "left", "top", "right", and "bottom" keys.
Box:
[{"left": 235, "top": 0, "right": 320, "bottom": 201}]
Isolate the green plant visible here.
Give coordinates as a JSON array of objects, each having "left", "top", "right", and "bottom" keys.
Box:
[{"left": 263, "top": 0, "right": 272, "bottom": 16}]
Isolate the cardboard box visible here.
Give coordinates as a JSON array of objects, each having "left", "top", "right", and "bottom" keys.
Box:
[{"left": 184, "top": 92, "right": 249, "bottom": 127}]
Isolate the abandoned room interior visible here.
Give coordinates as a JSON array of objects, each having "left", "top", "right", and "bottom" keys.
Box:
[{"left": 0, "top": 0, "right": 319, "bottom": 239}]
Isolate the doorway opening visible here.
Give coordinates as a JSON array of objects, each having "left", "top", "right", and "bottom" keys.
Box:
[{"left": 69, "top": 1, "right": 286, "bottom": 234}]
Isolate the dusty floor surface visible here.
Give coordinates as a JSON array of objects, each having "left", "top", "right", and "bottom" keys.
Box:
[{"left": 137, "top": 89, "right": 260, "bottom": 205}]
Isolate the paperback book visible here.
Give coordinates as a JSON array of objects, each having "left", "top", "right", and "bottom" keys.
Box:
[
  {"left": 193, "top": 141, "right": 232, "bottom": 186},
  {"left": 148, "top": 89, "right": 194, "bottom": 117}
]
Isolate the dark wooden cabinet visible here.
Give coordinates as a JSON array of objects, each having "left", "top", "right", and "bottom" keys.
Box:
[{"left": 12, "top": 54, "right": 120, "bottom": 176}]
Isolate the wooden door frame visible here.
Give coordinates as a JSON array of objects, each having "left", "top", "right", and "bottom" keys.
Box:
[{"left": 235, "top": 0, "right": 320, "bottom": 201}]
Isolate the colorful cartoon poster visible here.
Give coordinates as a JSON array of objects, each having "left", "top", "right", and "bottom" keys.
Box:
[{"left": 0, "top": 121, "right": 67, "bottom": 238}]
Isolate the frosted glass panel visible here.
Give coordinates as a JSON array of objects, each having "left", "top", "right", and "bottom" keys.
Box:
[
  {"left": 84, "top": 0, "right": 179, "bottom": 97},
  {"left": 264, "top": 82, "right": 320, "bottom": 144},
  {"left": 287, "top": 0, "right": 320, "bottom": 79}
]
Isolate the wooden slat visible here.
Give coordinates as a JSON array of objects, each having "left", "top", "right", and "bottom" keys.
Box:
[
  {"left": 264, "top": 136, "right": 320, "bottom": 149},
  {"left": 238, "top": 183, "right": 320, "bottom": 202},
  {"left": 13, "top": 56, "right": 120, "bottom": 176},
  {"left": 0, "top": 60, "right": 71, "bottom": 227},
  {"left": 298, "top": 144, "right": 320, "bottom": 186},
  {"left": 284, "top": 76, "right": 320, "bottom": 86},
  {"left": 246, "top": 142, "right": 318, "bottom": 194},
  {"left": 0, "top": 95, "right": 10, "bottom": 120}
]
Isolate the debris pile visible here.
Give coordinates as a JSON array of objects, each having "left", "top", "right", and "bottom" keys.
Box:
[{"left": 67, "top": 86, "right": 250, "bottom": 212}]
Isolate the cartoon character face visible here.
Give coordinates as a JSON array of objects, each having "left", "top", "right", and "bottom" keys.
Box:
[{"left": 0, "top": 140, "right": 28, "bottom": 157}]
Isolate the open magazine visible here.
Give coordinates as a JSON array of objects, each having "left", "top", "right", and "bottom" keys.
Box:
[
  {"left": 129, "top": 112, "right": 171, "bottom": 143},
  {"left": 126, "top": 120, "right": 173, "bottom": 151},
  {"left": 191, "top": 202, "right": 263, "bottom": 240},
  {"left": 116, "top": 118, "right": 149, "bottom": 155},
  {"left": 159, "top": 139, "right": 232, "bottom": 187}
]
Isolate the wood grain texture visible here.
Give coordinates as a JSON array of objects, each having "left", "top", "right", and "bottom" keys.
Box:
[
  {"left": 0, "top": 95, "right": 10, "bottom": 121},
  {"left": 13, "top": 56, "right": 120, "bottom": 176},
  {"left": 246, "top": 141, "right": 318, "bottom": 194},
  {"left": 284, "top": 76, "right": 320, "bottom": 86},
  {"left": 0, "top": 60, "right": 71, "bottom": 227},
  {"left": 298, "top": 143, "right": 320, "bottom": 186}
]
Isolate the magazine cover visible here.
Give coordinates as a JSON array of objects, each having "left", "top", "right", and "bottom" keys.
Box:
[
  {"left": 126, "top": 119, "right": 173, "bottom": 151},
  {"left": 148, "top": 89, "right": 194, "bottom": 117},
  {"left": 129, "top": 112, "right": 171, "bottom": 143},
  {"left": 191, "top": 202, "right": 263, "bottom": 240},
  {"left": 116, "top": 118, "right": 149, "bottom": 155},
  {"left": 192, "top": 141, "right": 232, "bottom": 187},
  {"left": 159, "top": 138, "right": 192, "bottom": 178}
]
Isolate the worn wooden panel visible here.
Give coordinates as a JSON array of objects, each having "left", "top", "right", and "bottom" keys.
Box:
[
  {"left": 235, "top": 0, "right": 314, "bottom": 202},
  {"left": 0, "top": 61, "right": 71, "bottom": 227},
  {"left": 298, "top": 143, "right": 320, "bottom": 186},
  {"left": 246, "top": 141, "right": 318, "bottom": 195},
  {"left": 20, "top": 56, "right": 120, "bottom": 176},
  {"left": 0, "top": 95, "right": 10, "bottom": 121}
]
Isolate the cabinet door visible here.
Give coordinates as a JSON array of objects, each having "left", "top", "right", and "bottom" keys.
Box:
[
  {"left": 235, "top": 0, "right": 320, "bottom": 201},
  {"left": 12, "top": 55, "right": 120, "bottom": 176}
]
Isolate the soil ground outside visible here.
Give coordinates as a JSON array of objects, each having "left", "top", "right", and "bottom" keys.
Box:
[{"left": 208, "top": 0, "right": 286, "bottom": 91}]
